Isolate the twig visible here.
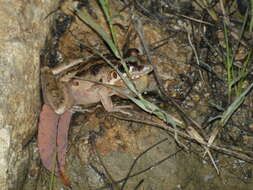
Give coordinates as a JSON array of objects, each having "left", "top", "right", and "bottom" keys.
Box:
[
  {"left": 51, "top": 58, "right": 87, "bottom": 75},
  {"left": 133, "top": 179, "right": 144, "bottom": 190},
  {"left": 187, "top": 28, "right": 204, "bottom": 82},
  {"left": 120, "top": 138, "right": 168, "bottom": 190},
  {"left": 97, "top": 141, "right": 183, "bottom": 190},
  {"left": 110, "top": 114, "right": 253, "bottom": 163},
  {"left": 90, "top": 135, "right": 121, "bottom": 190}
]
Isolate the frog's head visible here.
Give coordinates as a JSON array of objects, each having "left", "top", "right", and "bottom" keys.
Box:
[
  {"left": 108, "top": 53, "right": 153, "bottom": 94},
  {"left": 107, "top": 48, "right": 151, "bottom": 81}
]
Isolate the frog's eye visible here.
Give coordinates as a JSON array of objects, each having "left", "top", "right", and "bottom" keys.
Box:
[
  {"left": 111, "top": 71, "right": 118, "bottom": 79},
  {"left": 72, "top": 80, "right": 79, "bottom": 86}
]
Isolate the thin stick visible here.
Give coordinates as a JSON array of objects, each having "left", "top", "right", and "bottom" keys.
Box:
[{"left": 110, "top": 114, "right": 253, "bottom": 163}]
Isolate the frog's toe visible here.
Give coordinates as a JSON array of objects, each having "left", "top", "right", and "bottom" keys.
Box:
[
  {"left": 71, "top": 105, "right": 102, "bottom": 113},
  {"left": 113, "top": 106, "right": 133, "bottom": 115},
  {"left": 115, "top": 105, "right": 133, "bottom": 109}
]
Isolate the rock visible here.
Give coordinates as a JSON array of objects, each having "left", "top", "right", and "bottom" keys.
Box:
[{"left": 0, "top": 0, "right": 59, "bottom": 189}]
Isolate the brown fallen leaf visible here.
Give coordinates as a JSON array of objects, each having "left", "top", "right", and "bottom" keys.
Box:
[
  {"left": 38, "top": 104, "right": 60, "bottom": 172},
  {"left": 57, "top": 110, "right": 73, "bottom": 187}
]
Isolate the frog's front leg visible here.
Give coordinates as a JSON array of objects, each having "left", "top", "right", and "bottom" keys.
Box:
[{"left": 98, "top": 88, "right": 132, "bottom": 115}]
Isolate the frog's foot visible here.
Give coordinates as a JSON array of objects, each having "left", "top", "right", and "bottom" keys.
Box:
[
  {"left": 71, "top": 105, "right": 101, "bottom": 113},
  {"left": 70, "top": 106, "right": 89, "bottom": 113},
  {"left": 112, "top": 105, "right": 133, "bottom": 115}
]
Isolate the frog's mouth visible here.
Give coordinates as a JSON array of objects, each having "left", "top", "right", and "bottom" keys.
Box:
[
  {"left": 122, "top": 64, "right": 153, "bottom": 80},
  {"left": 108, "top": 63, "right": 153, "bottom": 86}
]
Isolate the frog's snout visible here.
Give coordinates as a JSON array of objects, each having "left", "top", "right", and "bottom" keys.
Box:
[{"left": 130, "top": 64, "right": 153, "bottom": 79}]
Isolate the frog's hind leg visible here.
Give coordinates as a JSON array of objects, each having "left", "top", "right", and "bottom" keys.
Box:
[{"left": 98, "top": 89, "right": 132, "bottom": 115}]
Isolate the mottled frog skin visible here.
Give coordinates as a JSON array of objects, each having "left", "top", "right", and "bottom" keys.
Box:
[{"left": 41, "top": 67, "right": 74, "bottom": 114}]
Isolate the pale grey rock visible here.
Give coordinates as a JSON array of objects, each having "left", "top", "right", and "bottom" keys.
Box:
[{"left": 0, "top": 0, "right": 59, "bottom": 189}]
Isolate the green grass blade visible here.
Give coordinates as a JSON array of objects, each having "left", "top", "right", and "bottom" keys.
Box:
[
  {"left": 223, "top": 21, "right": 234, "bottom": 98},
  {"left": 220, "top": 83, "right": 253, "bottom": 126},
  {"left": 109, "top": 83, "right": 180, "bottom": 127},
  {"left": 250, "top": 0, "right": 253, "bottom": 32},
  {"left": 229, "top": 71, "right": 249, "bottom": 88},
  {"left": 98, "top": 0, "right": 119, "bottom": 52},
  {"left": 76, "top": 8, "right": 120, "bottom": 58},
  {"left": 128, "top": 96, "right": 179, "bottom": 128}
]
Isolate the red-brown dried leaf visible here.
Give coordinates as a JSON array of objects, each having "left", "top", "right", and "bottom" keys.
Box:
[
  {"left": 38, "top": 104, "right": 60, "bottom": 172},
  {"left": 57, "top": 111, "right": 73, "bottom": 183}
]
